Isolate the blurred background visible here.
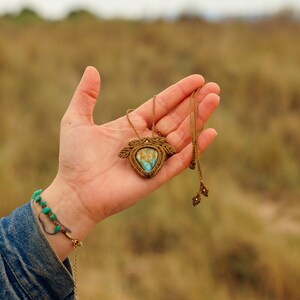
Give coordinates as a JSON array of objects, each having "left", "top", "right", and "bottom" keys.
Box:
[{"left": 0, "top": 0, "right": 299, "bottom": 299}]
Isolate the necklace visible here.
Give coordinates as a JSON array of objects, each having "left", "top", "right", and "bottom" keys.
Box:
[
  {"left": 189, "top": 89, "right": 209, "bottom": 206},
  {"left": 118, "top": 95, "right": 176, "bottom": 178},
  {"left": 119, "top": 90, "right": 209, "bottom": 206}
]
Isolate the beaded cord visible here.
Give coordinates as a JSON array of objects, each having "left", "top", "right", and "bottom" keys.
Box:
[
  {"left": 31, "top": 189, "right": 83, "bottom": 298},
  {"left": 32, "top": 189, "right": 70, "bottom": 234}
]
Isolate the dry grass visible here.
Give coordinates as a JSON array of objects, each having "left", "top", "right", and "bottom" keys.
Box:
[{"left": 0, "top": 11, "right": 299, "bottom": 299}]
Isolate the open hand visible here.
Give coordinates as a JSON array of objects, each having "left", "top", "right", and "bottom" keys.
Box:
[{"left": 48, "top": 66, "right": 220, "bottom": 226}]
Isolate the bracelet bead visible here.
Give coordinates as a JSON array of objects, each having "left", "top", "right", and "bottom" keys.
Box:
[
  {"left": 42, "top": 207, "right": 52, "bottom": 215},
  {"left": 49, "top": 213, "right": 56, "bottom": 221},
  {"left": 35, "top": 196, "right": 42, "bottom": 203},
  {"left": 54, "top": 225, "right": 61, "bottom": 233},
  {"left": 40, "top": 201, "right": 47, "bottom": 207},
  {"left": 31, "top": 189, "right": 42, "bottom": 200}
]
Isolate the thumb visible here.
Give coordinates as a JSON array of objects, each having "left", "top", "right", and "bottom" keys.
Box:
[{"left": 65, "top": 66, "right": 101, "bottom": 124}]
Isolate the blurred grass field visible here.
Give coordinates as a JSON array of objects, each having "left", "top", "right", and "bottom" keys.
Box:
[{"left": 0, "top": 10, "right": 299, "bottom": 300}]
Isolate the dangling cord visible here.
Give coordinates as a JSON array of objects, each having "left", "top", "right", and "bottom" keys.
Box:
[
  {"left": 126, "top": 95, "right": 165, "bottom": 140},
  {"left": 63, "top": 232, "right": 82, "bottom": 299},
  {"left": 38, "top": 214, "right": 82, "bottom": 298},
  {"left": 152, "top": 95, "right": 157, "bottom": 137},
  {"left": 151, "top": 94, "right": 166, "bottom": 137},
  {"left": 126, "top": 109, "right": 142, "bottom": 140},
  {"left": 189, "top": 88, "right": 209, "bottom": 206}
]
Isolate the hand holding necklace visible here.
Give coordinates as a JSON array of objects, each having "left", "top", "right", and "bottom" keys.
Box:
[{"left": 38, "top": 66, "right": 220, "bottom": 262}]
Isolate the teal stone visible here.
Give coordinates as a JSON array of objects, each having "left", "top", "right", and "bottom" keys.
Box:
[
  {"left": 136, "top": 148, "right": 158, "bottom": 172},
  {"left": 49, "top": 213, "right": 56, "bottom": 221},
  {"left": 40, "top": 201, "right": 47, "bottom": 207},
  {"left": 42, "top": 207, "right": 52, "bottom": 215},
  {"left": 34, "top": 196, "right": 42, "bottom": 203},
  {"left": 54, "top": 225, "right": 61, "bottom": 234},
  {"left": 31, "top": 189, "right": 42, "bottom": 200}
]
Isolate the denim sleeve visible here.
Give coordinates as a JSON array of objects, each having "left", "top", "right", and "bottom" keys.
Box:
[{"left": 0, "top": 201, "right": 75, "bottom": 299}]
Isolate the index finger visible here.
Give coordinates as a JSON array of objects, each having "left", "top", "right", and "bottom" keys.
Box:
[{"left": 134, "top": 74, "right": 205, "bottom": 125}]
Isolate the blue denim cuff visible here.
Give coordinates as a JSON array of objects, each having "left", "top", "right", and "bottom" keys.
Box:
[{"left": 0, "top": 201, "right": 75, "bottom": 299}]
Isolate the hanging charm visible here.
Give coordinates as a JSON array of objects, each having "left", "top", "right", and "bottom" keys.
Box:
[
  {"left": 119, "top": 136, "right": 176, "bottom": 178},
  {"left": 192, "top": 180, "right": 209, "bottom": 206},
  {"left": 119, "top": 94, "right": 176, "bottom": 178},
  {"left": 189, "top": 88, "right": 209, "bottom": 206}
]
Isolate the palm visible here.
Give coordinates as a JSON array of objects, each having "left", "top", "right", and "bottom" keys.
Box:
[{"left": 56, "top": 67, "right": 220, "bottom": 222}]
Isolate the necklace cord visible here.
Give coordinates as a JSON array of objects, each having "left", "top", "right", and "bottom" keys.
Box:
[
  {"left": 125, "top": 91, "right": 208, "bottom": 205},
  {"left": 126, "top": 109, "right": 142, "bottom": 140},
  {"left": 126, "top": 94, "right": 159, "bottom": 140},
  {"left": 189, "top": 88, "right": 208, "bottom": 206},
  {"left": 151, "top": 94, "right": 157, "bottom": 137}
]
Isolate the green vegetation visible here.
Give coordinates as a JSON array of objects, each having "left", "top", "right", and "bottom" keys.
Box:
[{"left": 0, "top": 12, "right": 299, "bottom": 300}]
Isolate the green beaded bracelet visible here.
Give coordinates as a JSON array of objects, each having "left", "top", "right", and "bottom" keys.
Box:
[
  {"left": 31, "top": 189, "right": 82, "bottom": 242},
  {"left": 31, "top": 189, "right": 68, "bottom": 236},
  {"left": 31, "top": 189, "right": 83, "bottom": 298}
]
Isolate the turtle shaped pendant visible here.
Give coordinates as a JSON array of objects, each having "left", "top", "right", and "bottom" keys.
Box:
[{"left": 118, "top": 137, "right": 176, "bottom": 178}]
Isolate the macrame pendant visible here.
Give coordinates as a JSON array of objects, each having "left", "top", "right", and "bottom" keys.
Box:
[{"left": 118, "top": 137, "right": 176, "bottom": 178}]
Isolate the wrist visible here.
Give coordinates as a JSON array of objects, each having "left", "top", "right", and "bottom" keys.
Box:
[
  {"left": 33, "top": 177, "right": 96, "bottom": 261},
  {"left": 41, "top": 176, "right": 97, "bottom": 241}
]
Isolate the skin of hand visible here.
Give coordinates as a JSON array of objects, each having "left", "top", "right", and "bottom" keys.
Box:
[{"left": 33, "top": 66, "right": 220, "bottom": 261}]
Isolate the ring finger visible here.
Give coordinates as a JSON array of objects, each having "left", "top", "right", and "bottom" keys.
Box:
[
  {"left": 166, "top": 93, "right": 220, "bottom": 152},
  {"left": 155, "top": 82, "right": 220, "bottom": 136}
]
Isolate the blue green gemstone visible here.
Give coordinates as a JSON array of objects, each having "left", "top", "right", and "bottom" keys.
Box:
[
  {"left": 42, "top": 207, "right": 52, "bottom": 215},
  {"left": 40, "top": 201, "right": 47, "bottom": 207},
  {"left": 34, "top": 196, "right": 42, "bottom": 203},
  {"left": 31, "top": 189, "right": 42, "bottom": 200},
  {"left": 136, "top": 148, "right": 158, "bottom": 172},
  {"left": 54, "top": 225, "right": 61, "bottom": 234},
  {"left": 49, "top": 214, "right": 56, "bottom": 221}
]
